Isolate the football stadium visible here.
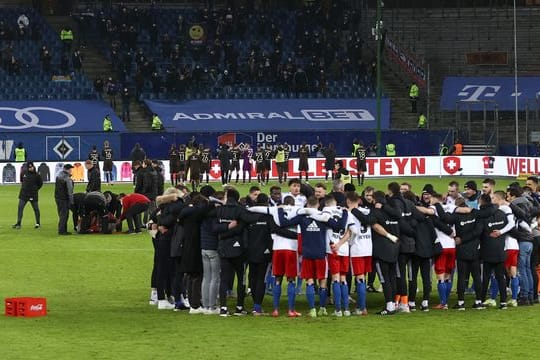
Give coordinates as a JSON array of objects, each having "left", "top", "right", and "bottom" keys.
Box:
[{"left": 2, "top": 0, "right": 540, "bottom": 359}]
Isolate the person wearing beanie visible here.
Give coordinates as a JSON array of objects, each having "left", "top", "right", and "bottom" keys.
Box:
[
  {"left": 12, "top": 161, "right": 43, "bottom": 229},
  {"left": 463, "top": 181, "right": 480, "bottom": 209}
]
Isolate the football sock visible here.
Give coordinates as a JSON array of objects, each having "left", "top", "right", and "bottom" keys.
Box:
[
  {"left": 272, "top": 283, "right": 281, "bottom": 310},
  {"left": 254, "top": 304, "right": 262, "bottom": 313},
  {"left": 319, "top": 287, "right": 328, "bottom": 308},
  {"left": 490, "top": 276, "right": 498, "bottom": 300},
  {"left": 306, "top": 283, "right": 316, "bottom": 309},
  {"left": 357, "top": 280, "right": 366, "bottom": 310},
  {"left": 387, "top": 301, "right": 396, "bottom": 312},
  {"left": 341, "top": 282, "right": 349, "bottom": 310},
  {"left": 511, "top": 276, "right": 519, "bottom": 300},
  {"left": 332, "top": 281, "right": 342, "bottom": 311},
  {"left": 296, "top": 277, "right": 303, "bottom": 293},
  {"left": 445, "top": 280, "right": 452, "bottom": 302},
  {"left": 400, "top": 295, "right": 408, "bottom": 305},
  {"left": 437, "top": 280, "right": 447, "bottom": 305},
  {"left": 287, "top": 281, "right": 296, "bottom": 311}
]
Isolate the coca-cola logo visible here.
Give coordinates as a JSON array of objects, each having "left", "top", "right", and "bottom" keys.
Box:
[{"left": 30, "top": 304, "right": 43, "bottom": 311}]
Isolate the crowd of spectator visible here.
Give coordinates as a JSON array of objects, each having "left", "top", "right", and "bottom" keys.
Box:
[{"left": 83, "top": 1, "right": 372, "bottom": 101}]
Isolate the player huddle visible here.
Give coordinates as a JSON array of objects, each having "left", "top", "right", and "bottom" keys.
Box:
[{"left": 148, "top": 176, "right": 540, "bottom": 317}]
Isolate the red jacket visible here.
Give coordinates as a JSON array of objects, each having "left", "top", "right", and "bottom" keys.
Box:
[{"left": 120, "top": 193, "right": 150, "bottom": 220}]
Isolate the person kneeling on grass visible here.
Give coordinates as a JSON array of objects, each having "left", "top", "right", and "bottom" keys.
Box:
[{"left": 118, "top": 193, "right": 150, "bottom": 234}]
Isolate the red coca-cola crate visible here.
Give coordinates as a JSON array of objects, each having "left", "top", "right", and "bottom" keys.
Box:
[{"left": 5, "top": 297, "right": 47, "bottom": 317}]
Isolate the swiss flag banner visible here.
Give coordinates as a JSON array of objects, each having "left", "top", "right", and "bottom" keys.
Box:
[{"left": 443, "top": 156, "right": 461, "bottom": 175}]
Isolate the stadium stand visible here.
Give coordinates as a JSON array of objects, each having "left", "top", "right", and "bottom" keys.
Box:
[{"left": 0, "top": 7, "right": 96, "bottom": 100}]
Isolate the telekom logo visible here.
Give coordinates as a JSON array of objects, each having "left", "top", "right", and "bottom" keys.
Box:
[{"left": 458, "top": 85, "right": 501, "bottom": 101}]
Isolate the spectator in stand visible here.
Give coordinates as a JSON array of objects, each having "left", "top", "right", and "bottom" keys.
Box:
[
  {"left": 72, "top": 49, "right": 83, "bottom": 73},
  {"left": 41, "top": 49, "right": 52, "bottom": 73},
  {"left": 121, "top": 87, "right": 131, "bottom": 122},
  {"left": 106, "top": 77, "right": 117, "bottom": 110},
  {"left": 17, "top": 13, "right": 29, "bottom": 38},
  {"left": 94, "top": 75, "right": 104, "bottom": 100}
]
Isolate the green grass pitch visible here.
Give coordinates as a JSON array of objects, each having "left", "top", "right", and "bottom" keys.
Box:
[{"left": 1, "top": 177, "right": 539, "bottom": 359}]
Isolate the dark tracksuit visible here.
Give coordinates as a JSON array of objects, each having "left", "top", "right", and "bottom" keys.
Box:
[
  {"left": 436, "top": 204, "right": 483, "bottom": 301},
  {"left": 353, "top": 203, "right": 400, "bottom": 307},
  {"left": 55, "top": 170, "right": 74, "bottom": 234},
  {"left": 86, "top": 166, "right": 101, "bottom": 192},
  {"left": 245, "top": 213, "right": 295, "bottom": 307},
  {"left": 479, "top": 204, "right": 508, "bottom": 303},
  {"left": 409, "top": 206, "right": 437, "bottom": 304},
  {"left": 212, "top": 200, "right": 257, "bottom": 310},
  {"left": 389, "top": 194, "right": 417, "bottom": 300},
  {"left": 16, "top": 169, "right": 43, "bottom": 225}
]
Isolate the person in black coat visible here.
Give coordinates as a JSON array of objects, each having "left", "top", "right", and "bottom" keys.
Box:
[
  {"left": 141, "top": 159, "right": 158, "bottom": 224},
  {"left": 211, "top": 187, "right": 258, "bottom": 316},
  {"left": 387, "top": 182, "right": 417, "bottom": 313},
  {"left": 13, "top": 161, "right": 43, "bottom": 229},
  {"left": 434, "top": 197, "right": 484, "bottom": 309},
  {"left": 352, "top": 190, "right": 401, "bottom": 315},
  {"left": 177, "top": 194, "right": 210, "bottom": 313},
  {"left": 85, "top": 160, "right": 101, "bottom": 193},
  {"left": 403, "top": 190, "right": 437, "bottom": 311},
  {"left": 478, "top": 194, "right": 509, "bottom": 308},
  {"left": 153, "top": 189, "right": 185, "bottom": 310}
]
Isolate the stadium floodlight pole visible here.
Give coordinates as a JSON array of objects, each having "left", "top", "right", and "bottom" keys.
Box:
[
  {"left": 373, "top": 0, "right": 383, "bottom": 155},
  {"left": 513, "top": 0, "right": 519, "bottom": 156}
]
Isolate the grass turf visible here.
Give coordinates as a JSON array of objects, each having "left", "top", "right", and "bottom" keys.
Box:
[{"left": 1, "top": 177, "right": 539, "bottom": 359}]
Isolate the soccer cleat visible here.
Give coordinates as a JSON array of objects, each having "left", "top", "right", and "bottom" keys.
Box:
[
  {"left": 12, "top": 223, "right": 21, "bottom": 229},
  {"left": 433, "top": 304, "right": 448, "bottom": 310},
  {"left": 343, "top": 310, "right": 351, "bottom": 317},
  {"left": 149, "top": 299, "right": 158, "bottom": 306},
  {"left": 333, "top": 310, "right": 343, "bottom": 317},
  {"left": 508, "top": 299, "right": 518, "bottom": 307},
  {"left": 398, "top": 303, "right": 410, "bottom": 313},
  {"left": 272, "top": 309, "right": 279, "bottom": 317},
  {"left": 517, "top": 298, "right": 529, "bottom": 307},
  {"left": 452, "top": 303, "right": 465, "bottom": 311},
  {"left": 219, "top": 308, "right": 229, "bottom": 317},
  {"left": 189, "top": 307, "right": 205, "bottom": 314},
  {"left": 174, "top": 302, "right": 189, "bottom": 311},
  {"left": 34, "top": 224, "right": 40, "bottom": 229},
  {"left": 204, "top": 307, "right": 221, "bottom": 315},
  {"left": 157, "top": 300, "right": 175, "bottom": 310},
  {"left": 287, "top": 310, "right": 302, "bottom": 317},
  {"left": 317, "top": 307, "right": 328, "bottom": 317},
  {"left": 354, "top": 308, "right": 368, "bottom": 316},
  {"left": 308, "top": 308, "right": 317, "bottom": 318},
  {"left": 377, "top": 309, "right": 396, "bottom": 316},
  {"left": 472, "top": 302, "right": 486, "bottom": 310},
  {"left": 420, "top": 304, "right": 430, "bottom": 312},
  {"left": 366, "top": 285, "right": 377, "bottom": 293},
  {"left": 233, "top": 307, "right": 247, "bottom": 316},
  {"left": 409, "top": 304, "right": 416, "bottom": 312},
  {"left": 252, "top": 310, "right": 265, "bottom": 316},
  {"left": 499, "top": 303, "right": 508, "bottom": 310},
  {"left": 483, "top": 299, "right": 497, "bottom": 307}
]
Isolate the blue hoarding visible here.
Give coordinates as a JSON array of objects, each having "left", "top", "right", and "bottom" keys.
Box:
[
  {"left": 0, "top": 101, "right": 125, "bottom": 132},
  {"left": 0, "top": 132, "right": 121, "bottom": 162},
  {"left": 121, "top": 130, "right": 447, "bottom": 159},
  {"left": 144, "top": 99, "right": 391, "bottom": 131},
  {"left": 441, "top": 76, "right": 540, "bottom": 111}
]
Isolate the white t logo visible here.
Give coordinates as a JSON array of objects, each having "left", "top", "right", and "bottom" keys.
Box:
[{"left": 458, "top": 85, "right": 500, "bottom": 101}]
